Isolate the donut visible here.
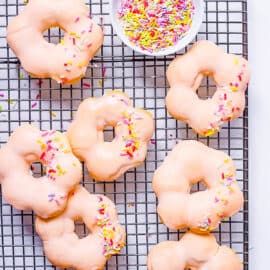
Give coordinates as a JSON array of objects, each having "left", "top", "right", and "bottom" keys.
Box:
[
  {"left": 67, "top": 90, "right": 154, "bottom": 181},
  {"left": 166, "top": 40, "right": 250, "bottom": 136},
  {"left": 152, "top": 140, "right": 243, "bottom": 232},
  {"left": 147, "top": 231, "right": 242, "bottom": 270},
  {"left": 0, "top": 124, "right": 82, "bottom": 219},
  {"left": 7, "top": 0, "right": 103, "bottom": 84},
  {"left": 35, "top": 185, "right": 125, "bottom": 270}
]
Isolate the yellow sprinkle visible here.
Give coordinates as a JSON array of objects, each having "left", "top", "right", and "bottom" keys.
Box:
[
  {"left": 60, "top": 39, "right": 65, "bottom": 45},
  {"left": 234, "top": 58, "right": 239, "bottom": 65},
  {"left": 70, "top": 31, "right": 77, "bottom": 36},
  {"left": 63, "top": 149, "right": 71, "bottom": 154},
  {"left": 67, "top": 60, "right": 73, "bottom": 66},
  {"left": 228, "top": 186, "right": 234, "bottom": 192},
  {"left": 230, "top": 86, "right": 238, "bottom": 92},
  {"left": 75, "top": 34, "right": 81, "bottom": 39},
  {"left": 98, "top": 80, "right": 103, "bottom": 87},
  {"left": 72, "top": 162, "right": 77, "bottom": 167},
  {"left": 224, "top": 158, "right": 229, "bottom": 163},
  {"left": 23, "top": 0, "right": 28, "bottom": 3},
  {"left": 36, "top": 139, "right": 43, "bottom": 144},
  {"left": 204, "top": 128, "right": 216, "bottom": 137},
  {"left": 19, "top": 73, "right": 24, "bottom": 79},
  {"left": 103, "top": 228, "right": 115, "bottom": 239},
  {"left": 51, "top": 111, "right": 57, "bottom": 117}
]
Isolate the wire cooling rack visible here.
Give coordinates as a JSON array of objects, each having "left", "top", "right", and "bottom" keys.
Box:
[{"left": 0, "top": 0, "right": 248, "bottom": 269}]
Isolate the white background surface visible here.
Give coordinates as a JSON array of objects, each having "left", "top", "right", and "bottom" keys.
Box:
[{"left": 248, "top": 0, "right": 270, "bottom": 269}]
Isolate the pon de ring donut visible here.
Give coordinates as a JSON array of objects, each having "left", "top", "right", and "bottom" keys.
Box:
[
  {"left": 166, "top": 40, "right": 250, "bottom": 136},
  {"left": 0, "top": 125, "right": 82, "bottom": 219},
  {"left": 153, "top": 140, "right": 243, "bottom": 232},
  {"left": 35, "top": 186, "right": 126, "bottom": 270},
  {"left": 7, "top": 0, "right": 104, "bottom": 84},
  {"left": 67, "top": 90, "right": 154, "bottom": 181}
]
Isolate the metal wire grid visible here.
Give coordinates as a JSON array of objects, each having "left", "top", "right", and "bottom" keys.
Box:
[{"left": 0, "top": 0, "right": 248, "bottom": 269}]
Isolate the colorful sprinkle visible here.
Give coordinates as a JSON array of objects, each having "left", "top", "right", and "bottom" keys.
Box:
[
  {"left": 83, "top": 82, "right": 91, "bottom": 88},
  {"left": 31, "top": 102, "right": 37, "bottom": 108},
  {"left": 37, "top": 131, "right": 70, "bottom": 181},
  {"left": 120, "top": 112, "right": 141, "bottom": 158},
  {"left": 95, "top": 196, "right": 125, "bottom": 257},
  {"left": 118, "top": 0, "right": 195, "bottom": 52},
  {"left": 51, "top": 111, "right": 57, "bottom": 117}
]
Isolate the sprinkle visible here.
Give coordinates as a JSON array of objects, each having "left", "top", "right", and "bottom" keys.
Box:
[
  {"left": 98, "top": 80, "right": 103, "bottom": 87},
  {"left": 95, "top": 196, "right": 125, "bottom": 257},
  {"left": 120, "top": 112, "right": 140, "bottom": 158},
  {"left": 23, "top": 0, "right": 28, "bottom": 3},
  {"left": 83, "top": 82, "right": 91, "bottom": 88},
  {"left": 72, "top": 38, "right": 76, "bottom": 45},
  {"left": 234, "top": 58, "right": 239, "bottom": 65},
  {"left": 75, "top": 16, "right": 80, "bottom": 23},
  {"left": 102, "top": 67, "right": 107, "bottom": 77},
  {"left": 117, "top": 0, "right": 195, "bottom": 52},
  {"left": 51, "top": 111, "right": 57, "bottom": 118},
  {"left": 19, "top": 73, "right": 24, "bottom": 79},
  {"left": 0, "top": 105, "right": 2, "bottom": 112},
  {"left": 150, "top": 139, "right": 156, "bottom": 145},
  {"left": 86, "top": 41, "right": 92, "bottom": 47},
  {"left": 60, "top": 39, "right": 65, "bottom": 45},
  {"left": 31, "top": 102, "right": 37, "bottom": 108},
  {"left": 127, "top": 202, "right": 135, "bottom": 207},
  {"left": 0, "top": 93, "right": 4, "bottom": 98}
]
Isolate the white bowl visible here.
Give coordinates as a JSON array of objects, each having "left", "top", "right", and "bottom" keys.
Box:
[{"left": 110, "top": 0, "right": 204, "bottom": 57}]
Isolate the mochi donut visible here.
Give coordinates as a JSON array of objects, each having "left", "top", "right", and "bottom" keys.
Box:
[
  {"left": 7, "top": 0, "right": 103, "bottom": 84},
  {"left": 166, "top": 40, "right": 250, "bottom": 136},
  {"left": 147, "top": 231, "right": 242, "bottom": 270},
  {"left": 153, "top": 140, "right": 243, "bottom": 232},
  {"left": 0, "top": 124, "right": 82, "bottom": 219},
  {"left": 35, "top": 185, "right": 125, "bottom": 270},
  {"left": 67, "top": 90, "right": 154, "bottom": 181}
]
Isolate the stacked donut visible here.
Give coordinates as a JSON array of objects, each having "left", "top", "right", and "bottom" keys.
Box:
[
  {"left": 2, "top": 0, "right": 250, "bottom": 268},
  {"left": 148, "top": 40, "right": 250, "bottom": 270}
]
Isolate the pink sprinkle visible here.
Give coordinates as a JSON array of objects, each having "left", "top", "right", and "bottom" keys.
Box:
[
  {"left": 86, "top": 41, "right": 92, "bottom": 47},
  {"left": 0, "top": 93, "right": 4, "bottom": 97},
  {"left": 31, "top": 102, "right": 37, "bottom": 108},
  {"left": 72, "top": 38, "right": 76, "bottom": 45},
  {"left": 83, "top": 82, "right": 91, "bottom": 88},
  {"left": 102, "top": 67, "right": 107, "bottom": 77},
  {"left": 35, "top": 93, "right": 41, "bottom": 99},
  {"left": 214, "top": 196, "right": 219, "bottom": 203},
  {"left": 150, "top": 139, "right": 156, "bottom": 145},
  {"left": 89, "top": 23, "right": 93, "bottom": 32},
  {"left": 81, "top": 30, "right": 86, "bottom": 35},
  {"left": 75, "top": 16, "right": 80, "bottom": 23},
  {"left": 37, "top": 79, "right": 43, "bottom": 88}
]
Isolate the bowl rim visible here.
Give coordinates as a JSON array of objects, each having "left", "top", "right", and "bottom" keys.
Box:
[{"left": 109, "top": 0, "right": 205, "bottom": 57}]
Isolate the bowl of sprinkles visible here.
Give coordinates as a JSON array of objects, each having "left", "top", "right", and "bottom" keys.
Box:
[{"left": 110, "top": 0, "right": 204, "bottom": 56}]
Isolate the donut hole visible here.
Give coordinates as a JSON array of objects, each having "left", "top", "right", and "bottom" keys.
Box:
[
  {"left": 103, "top": 126, "right": 115, "bottom": 142},
  {"left": 74, "top": 220, "right": 89, "bottom": 239},
  {"left": 43, "top": 26, "right": 65, "bottom": 45},
  {"left": 30, "top": 162, "right": 44, "bottom": 178},
  {"left": 190, "top": 181, "right": 208, "bottom": 193},
  {"left": 197, "top": 77, "right": 216, "bottom": 100}
]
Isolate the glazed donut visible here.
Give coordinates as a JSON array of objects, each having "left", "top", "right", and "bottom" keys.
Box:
[
  {"left": 166, "top": 40, "right": 250, "bottom": 136},
  {"left": 147, "top": 231, "right": 242, "bottom": 270},
  {"left": 152, "top": 140, "right": 243, "bottom": 232},
  {"left": 0, "top": 124, "right": 82, "bottom": 219},
  {"left": 67, "top": 90, "right": 154, "bottom": 181},
  {"left": 35, "top": 185, "right": 125, "bottom": 270},
  {"left": 7, "top": 0, "right": 103, "bottom": 84}
]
